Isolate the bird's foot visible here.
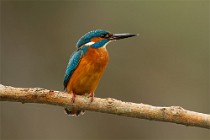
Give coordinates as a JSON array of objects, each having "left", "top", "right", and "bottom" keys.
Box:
[
  {"left": 71, "top": 91, "right": 76, "bottom": 103},
  {"left": 88, "top": 92, "right": 94, "bottom": 102}
]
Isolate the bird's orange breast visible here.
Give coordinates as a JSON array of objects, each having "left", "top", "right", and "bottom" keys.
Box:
[{"left": 67, "top": 47, "right": 109, "bottom": 95}]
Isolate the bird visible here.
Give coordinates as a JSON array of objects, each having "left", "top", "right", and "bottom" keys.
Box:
[{"left": 64, "top": 29, "right": 137, "bottom": 116}]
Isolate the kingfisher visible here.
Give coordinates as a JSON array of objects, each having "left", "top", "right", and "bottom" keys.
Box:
[{"left": 64, "top": 29, "right": 137, "bottom": 116}]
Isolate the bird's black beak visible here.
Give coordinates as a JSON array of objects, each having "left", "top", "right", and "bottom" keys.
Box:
[{"left": 109, "top": 33, "right": 138, "bottom": 40}]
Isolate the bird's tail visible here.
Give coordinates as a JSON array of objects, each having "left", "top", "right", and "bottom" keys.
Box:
[{"left": 64, "top": 107, "right": 85, "bottom": 116}]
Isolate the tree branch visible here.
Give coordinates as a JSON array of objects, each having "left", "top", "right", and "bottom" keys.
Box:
[{"left": 0, "top": 84, "right": 209, "bottom": 129}]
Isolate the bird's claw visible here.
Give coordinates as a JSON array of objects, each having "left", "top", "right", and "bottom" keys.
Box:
[
  {"left": 88, "top": 93, "right": 94, "bottom": 102},
  {"left": 71, "top": 91, "right": 76, "bottom": 103}
]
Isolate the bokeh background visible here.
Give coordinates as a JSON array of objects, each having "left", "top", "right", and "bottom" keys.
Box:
[{"left": 0, "top": 0, "right": 209, "bottom": 140}]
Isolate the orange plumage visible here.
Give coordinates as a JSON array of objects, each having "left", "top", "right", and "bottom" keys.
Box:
[
  {"left": 67, "top": 46, "right": 108, "bottom": 96},
  {"left": 64, "top": 30, "right": 137, "bottom": 116}
]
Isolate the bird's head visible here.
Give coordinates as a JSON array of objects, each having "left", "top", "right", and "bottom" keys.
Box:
[{"left": 76, "top": 29, "right": 138, "bottom": 49}]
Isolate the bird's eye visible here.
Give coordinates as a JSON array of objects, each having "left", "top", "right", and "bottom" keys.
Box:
[
  {"left": 100, "top": 34, "right": 106, "bottom": 38},
  {"left": 105, "top": 34, "right": 109, "bottom": 38},
  {"left": 101, "top": 34, "right": 110, "bottom": 39}
]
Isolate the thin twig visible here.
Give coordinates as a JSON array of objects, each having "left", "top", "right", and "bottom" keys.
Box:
[{"left": 0, "top": 84, "right": 209, "bottom": 129}]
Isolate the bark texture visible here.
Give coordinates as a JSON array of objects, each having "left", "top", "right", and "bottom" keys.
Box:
[{"left": 0, "top": 84, "right": 209, "bottom": 129}]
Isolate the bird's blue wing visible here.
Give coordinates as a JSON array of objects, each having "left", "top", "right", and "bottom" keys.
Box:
[{"left": 63, "top": 50, "right": 83, "bottom": 89}]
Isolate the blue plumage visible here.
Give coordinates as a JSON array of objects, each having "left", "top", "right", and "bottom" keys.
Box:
[
  {"left": 64, "top": 30, "right": 110, "bottom": 89},
  {"left": 76, "top": 30, "right": 110, "bottom": 48},
  {"left": 64, "top": 29, "right": 137, "bottom": 90},
  {"left": 92, "top": 39, "right": 109, "bottom": 48},
  {"left": 64, "top": 46, "right": 89, "bottom": 89},
  {"left": 63, "top": 29, "right": 137, "bottom": 116}
]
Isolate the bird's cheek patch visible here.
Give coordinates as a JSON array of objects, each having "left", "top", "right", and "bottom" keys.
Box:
[{"left": 91, "top": 37, "right": 103, "bottom": 42}]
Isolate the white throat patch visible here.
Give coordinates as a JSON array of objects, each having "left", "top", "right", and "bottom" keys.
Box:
[
  {"left": 81, "top": 40, "right": 111, "bottom": 48},
  {"left": 84, "top": 41, "right": 95, "bottom": 46}
]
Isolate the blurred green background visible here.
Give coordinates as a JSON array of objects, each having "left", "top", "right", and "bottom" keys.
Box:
[{"left": 0, "top": 0, "right": 209, "bottom": 140}]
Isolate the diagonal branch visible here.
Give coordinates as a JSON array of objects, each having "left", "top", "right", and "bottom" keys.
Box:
[{"left": 0, "top": 84, "right": 209, "bottom": 129}]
